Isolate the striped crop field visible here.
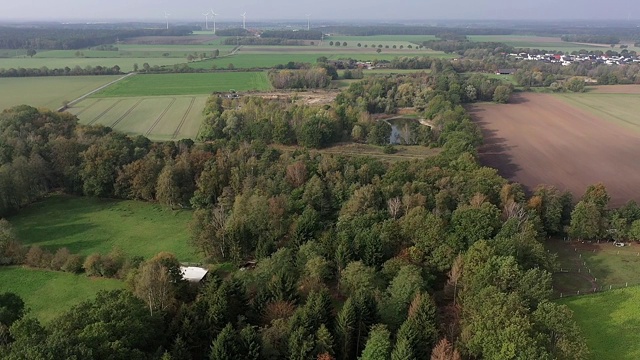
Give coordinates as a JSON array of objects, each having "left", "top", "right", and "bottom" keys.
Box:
[{"left": 67, "top": 95, "right": 207, "bottom": 140}]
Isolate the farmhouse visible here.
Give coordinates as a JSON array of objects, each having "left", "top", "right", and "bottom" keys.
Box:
[{"left": 180, "top": 266, "right": 208, "bottom": 282}]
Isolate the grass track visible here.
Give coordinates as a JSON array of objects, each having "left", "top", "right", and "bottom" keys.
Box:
[
  {"left": 8, "top": 194, "right": 198, "bottom": 261},
  {"left": 95, "top": 72, "right": 272, "bottom": 96},
  {"left": 558, "top": 286, "right": 640, "bottom": 360},
  {"left": 0, "top": 266, "right": 123, "bottom": 323}
]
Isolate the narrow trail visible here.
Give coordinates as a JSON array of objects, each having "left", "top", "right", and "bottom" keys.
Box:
[{"left": 58, "top": 72, "right": 135, "bottom": 112}]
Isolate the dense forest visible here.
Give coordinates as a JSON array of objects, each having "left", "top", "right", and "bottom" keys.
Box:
[
  {"left": 260, "top": 30, "right": 323, "bottom": 40},
  {"left": 560, "top": 34, "right": 620, "bottom": 44},
  {"left": 5, "top": 70, "right": 640, "bottom": 360}
]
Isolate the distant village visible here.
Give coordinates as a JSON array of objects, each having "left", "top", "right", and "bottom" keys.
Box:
[{"left": 509, "top": 52, "right": 640, "bottom": 66}]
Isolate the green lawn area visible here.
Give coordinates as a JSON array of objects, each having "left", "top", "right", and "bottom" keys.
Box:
[
  {"left": 0, "top": 266, "right": 123, "bottom": 323},
  {"left": 0, "top": 75, "right": 121, "bottom": 111},
  {"left": 95, "top": 72, "right": 272, "bottom": 96},
  {"left": 462, "top": 72, "right": 517, "bottom": 85},
  {"left": 8, "top": 194, "right": 198, "bottom": 261},
  {"left": 555, "top": 93, "right": 640, "bottom": 132},
  {"left": 558, "top": 286, "right": 640, "bottom": 360},
  {"left": 467, "top": 35, "right": 614, "bottom": 52}
]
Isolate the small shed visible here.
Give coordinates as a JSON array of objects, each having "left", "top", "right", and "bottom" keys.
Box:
[
  {"left": 180, "top": 266, "right": 208, "bottom": 283},
  {"left": 496, "top": 69, "right": 516, "bottom": 75}
]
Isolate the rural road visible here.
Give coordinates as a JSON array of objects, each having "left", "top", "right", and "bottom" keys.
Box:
[{"left": 57, "top": 72, "right": 135, "bottom": 112}]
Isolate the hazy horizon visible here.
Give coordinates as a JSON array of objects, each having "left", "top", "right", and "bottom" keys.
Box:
[{"left": 2, "top": 0, "right": 640, "bottom": 22}]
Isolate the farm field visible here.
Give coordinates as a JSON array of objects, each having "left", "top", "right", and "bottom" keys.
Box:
[
  {"left": 468, "top": 93, "right": 640, "bottom": 207},
  {"left": 554, "top": 87, "right": 640, "bottom": 132},
  {"left": 0, "top": 75, "right": 121, "bottom": 111},
  {"left": 558, "top": 286, "right": 640, "bottom": 360},
  {"left": 0, "top": 57, "right": 181, "bottom": 72},
  {"left": 8, "top": 194, "right": 198, "bottom": 261},
  {"left": 95, "top": 72, "right": 271, "bottom": 96},
  {"left": 68, "top": 95, "right": 207, "bottom": 140},
  {"left": 467, "top": 35, "right": 616, "bottom": 52},
  {"left": 0, "top": 266, "right": 123, "bottom": 323}
]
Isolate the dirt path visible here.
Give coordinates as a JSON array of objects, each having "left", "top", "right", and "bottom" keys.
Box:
[{"left": 58, "top": 73, "right": 135, "bottom": 112}]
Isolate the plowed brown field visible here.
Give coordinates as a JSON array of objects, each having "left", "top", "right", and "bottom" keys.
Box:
[{"left": 468, "top": 93, "right": 640, "bottom": 206}]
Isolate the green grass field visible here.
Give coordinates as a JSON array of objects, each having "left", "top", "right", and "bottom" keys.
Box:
[
  {"left": 467, "top": 35, "right": 629, "bottom": 53},
  {"left": 0, "top": 57, "right": 182, "bottom": 72},
  {"left": 555, "top": 93, "right": 640, "bottom": 132},
  {"left": 68, "top": 95, "right": 208, "bottom": 140},
  {"left": 0, "top": 75, "right": 122, "bottom": 111},
  {"left": 558, "top": 286, "right": 640, "bottom": 360},
  {"left": 547, "top": 240, "right": 640, "bottom": 295},
  {"left": 8, "top": 194, "right": 198, "bottom": 261},
  {"left": 0, "top": 266, "right": 123, "bottom": 323},
  {"left": 95, "top": 72, "right": 271, "bottom": 97}
]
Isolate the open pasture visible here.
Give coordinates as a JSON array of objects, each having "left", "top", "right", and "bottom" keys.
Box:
[
  {"left": 0, "top": 266, "right": 123, "bottom": 323},
  {"left": 468, "top": 93, "right": 640, "bottom": 207},
  {"left": 0, "top": 75, "right": 121, "bottom": 111},
  {"left": 8, "top": 194, "right": 197, "bottom": 261},
  {"left": 95, "top": 72, "right": 271, "bottom": 97},
  {"left": 467, "top": 35, "right": 632, "bottom": 53},
  {"left": 558, "top": 286, "right": 640, "bottom": 360},
  {"left": 68, "top": 95, "right": 207, "bottom": 140}
]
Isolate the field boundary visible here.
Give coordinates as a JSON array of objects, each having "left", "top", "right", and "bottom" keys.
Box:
[
  {"left": 87, "top": 99, "right": 123, "bottom": 125},
  {"left": 58, "top": 73, "right": 135, "bottom": 112},
  {"left": 74, "top": 98, "right": 102, "bottom": 116}
]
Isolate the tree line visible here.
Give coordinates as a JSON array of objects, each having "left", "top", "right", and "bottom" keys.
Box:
[
  {"left": 0, "top": 26, "right": 192, "bottom": 50},
  {"left": 560, "top": 34, "right": 620, "bottom": 44},
  {"left": 0, "top": 65, "right": 122, "bottom": 78},
  {"left": 260, "top": 30, "right": 323, "bottom": 40}
]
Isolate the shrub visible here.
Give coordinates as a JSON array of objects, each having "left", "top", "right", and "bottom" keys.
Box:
[
  {"left": 50, "top": 248, "right": 71, "bottom": 270},
  {"left": 62, "top": 254, "right": 84, "bottom": 273},
  {"left": 383, "top": 145, "right": 398, "bottom": 154},
  {"left": 83, "top": 253, "right": 103, "bottom": 276},
  {"left": 25, "top": 246, "right": 44, "bottom": 268}
]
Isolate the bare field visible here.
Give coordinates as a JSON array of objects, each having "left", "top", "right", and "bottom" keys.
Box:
[
  {"left": 468, "top": 93, "right": 640, "bottom": 206},
  {"left": 587, "top": 85, "right": 640, "bottom": 94},
  {"left": 67, "top": 95, "right": 206, "bottom": 140}
]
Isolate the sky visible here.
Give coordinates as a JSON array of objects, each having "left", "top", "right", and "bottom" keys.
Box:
[{"left": 2, "top": 0, "right": 640, "bottom": 22}]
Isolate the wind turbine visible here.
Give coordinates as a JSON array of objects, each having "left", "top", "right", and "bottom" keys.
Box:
[
  {"left": 163, "top": 11, "right": 170, "bottom": 30},
  {"left": 202, "top": 11, "right": 209, "bottom": 30},
  {"left": 210, "top": 9, "right": 219, "bottom": 34},
  {"left": 306, "top": 14, "right": 311, "bottom": 31},
  {"left": 241, "top": 12, "right": 247, "bottom": 29}
]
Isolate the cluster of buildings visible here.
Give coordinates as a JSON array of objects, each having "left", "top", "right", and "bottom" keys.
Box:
[{"left": 508, "top": 52, "right": 640, "bottom": 66}]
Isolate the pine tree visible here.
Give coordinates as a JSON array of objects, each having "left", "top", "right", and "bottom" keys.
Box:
[
  {"left": 239, "top": 326, "right": 261, "bottom": 360},
  {"left": 360, "top": 324, "right": 391, "bottom": 360},
  {"left": 335, "top": 298, "right": 356, "bottom": 360},
  {"left": 210, "top": 323, "right": 239, "bottom": 360}
]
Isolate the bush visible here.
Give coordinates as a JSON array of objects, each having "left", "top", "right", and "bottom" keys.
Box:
[
  {"left": 383, "top": 145, "right": 397, "bottom": 154},
  {"left": 62, "top": 254, "right": 84, "bottom": 273},
  {"left": 25, "top": 246, "right": 44, "bottom": 268},
  {"left": 83, "top": 253, "right": 103, "bottom": 276},
  {"left": 50, "top": 248, "right": 71, "bottom": 270}
]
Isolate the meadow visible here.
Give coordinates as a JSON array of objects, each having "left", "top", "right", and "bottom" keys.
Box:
[
  {"left": 68, "top": 95, "right": 208, "bottom": 140},
  {"left": 466, "top": 35, "right": 640, "bottom": 53},
  {"left": 0, "top": 57, "right": 181, "bottom": 72},
  {"left": 0, "top": 266, "right": 123, "bottom": 323},
  {"left": 8, "top": 194, "right": 198, "bottom": 261},
  {"left": 558, "top": 286, "right": 640, "bottom": 360},
  {"left": 0, "top": 75, "right": 122, "bottom": 111},
  {"left": 95, "top": 72, "right": 271, "bottom": 96}
]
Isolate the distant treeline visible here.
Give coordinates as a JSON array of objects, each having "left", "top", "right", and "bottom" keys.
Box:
[
  {"left": 423, "top": 40, "right": 514, "bottom": 55},
  {"left": 320, "top": 26, "right": 512, "bottom": 36},
  {"left": 268, "top": 68, "right": 332, "bottom": 89},
  {"left": 0, "top": 65, "right": 123, "bottom": 77},
  {"left": 561, "top": 34, "right": 620, "bottom": 44},
  {"left": 222, "top": 37, "right": 307, "bottom": 46},
  {"left": 0, "top": 27, "right": 192, "bottom": 50},
  {"left": 260, "top": 30, "right": 323, "bottom": 40}
]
